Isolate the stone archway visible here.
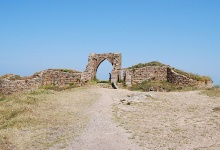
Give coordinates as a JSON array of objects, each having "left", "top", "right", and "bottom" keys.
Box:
[{"left": 81, "top": 53, "right": 122, "bottom": 83}]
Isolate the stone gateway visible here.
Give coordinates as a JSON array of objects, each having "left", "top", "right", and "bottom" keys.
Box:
[{"left": 81, "top": 53, "right": 122, "bottom": 84}]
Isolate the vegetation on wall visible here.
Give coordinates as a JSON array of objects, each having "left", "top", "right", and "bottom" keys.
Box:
[
  {"left": 128, "top": 61, "right": 212, "bottom": 82},
  {"left": 127, "top": 61, "right": 165, "bottom": 69},
  {"left": 171, "top": 68, "right": 211, "bottom": 82}
]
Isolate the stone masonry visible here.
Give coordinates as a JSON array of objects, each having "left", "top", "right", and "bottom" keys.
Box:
[
  {"left": 0, "top": 53, "right": 122, "bottom": 94},
  {"left": 124, "top": 66, "right": 213, "bottom": 88},
  {"left": 0, "top": 69, "right": 82, "bottom": 94},
  {"left": 81, "top": 53, "right": 122, "bottom": 83},
  {"left": 167, "top": 68, "right": 213, "bottom": 88},
  {"left": 0, "top": 53, "right": 213, "bottom": 95},
  {"left": 124, "top": 66, "right": 168, "bottom": 86}
]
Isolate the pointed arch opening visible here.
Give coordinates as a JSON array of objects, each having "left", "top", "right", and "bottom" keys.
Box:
[
  {"left": 96, "top": 59, "right": 113, "bottom": 82},
  {"left": 81, "top": 53, "right": 122, "bottom": 85}
]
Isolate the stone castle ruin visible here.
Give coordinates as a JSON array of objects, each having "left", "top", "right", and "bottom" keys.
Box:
[
  {"left": 0, "top": 53, "right": 213, "bottom": 94},
  {"left": 81, "top": 53, "right": 122, "bottom": 84}
]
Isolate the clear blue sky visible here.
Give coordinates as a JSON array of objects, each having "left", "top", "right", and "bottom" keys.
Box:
[{"left": 0, "top": 0, "right": 219, "bottom": 85}]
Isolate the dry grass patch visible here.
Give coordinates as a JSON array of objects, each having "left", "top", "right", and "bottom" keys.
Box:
[
  {"left": 0, "top": 87, "right": 99, "bottom": 150},
  {"left": 200, "top": 86, "right": 220, "bottom": 97},
  {"left": 213, "top": 107, "right": 220, "bottom": 112},
  {"left": 131, "top": 81, "right": 199, "bottom": 92},
  {"left": 113, "top": 91, "right": 220, "bottom": 149}
]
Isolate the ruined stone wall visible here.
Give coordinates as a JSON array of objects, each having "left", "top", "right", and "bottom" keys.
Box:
[
  {"left": 38, "top": 69, "right": 82, "bottom": 86},
  {"left": 0, "top": 52, "right": 213, "bottom": 94},
  {"left": 124, "top": 66, "right": 168, "bottom": 86},
  {"left": 167, "top": 68, "right": 213, "bottom": 88},
  {"left": 0, "top": 69, "right": 82, "bottom": 95},
  {"left": 124, "top": 66, "right": 213, "bottom": 88},
  {"left": 167, "top": 68, "right": 194, "bottom": 86},
  {"left": 0, "top": 76, "right": 42, "bottom": 95}
]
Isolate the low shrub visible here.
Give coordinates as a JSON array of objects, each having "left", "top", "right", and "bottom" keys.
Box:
[
  {"left": 0, "top": 96, "right": 6, "bottom": 102},
  {"left": 61, "top": 69, "right": 71, "bottom": 73}
]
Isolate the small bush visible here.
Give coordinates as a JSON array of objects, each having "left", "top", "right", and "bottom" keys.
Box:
[
  {"left": 61, "top": 69, "right": 71, "bottom": 73},
  {"left": 0, "top": 96, "right": 6, "bottom": 102},
  {"left": 87, "top": 77, "right": 99, "bottom": 85},
  {"left": 68, "top": 82, "right": 75, "bottom": 86},
  {"left": 87, "top": 80, "right": 97, "bottom": 85}
]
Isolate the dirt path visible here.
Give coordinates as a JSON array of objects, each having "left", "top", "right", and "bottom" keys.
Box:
[{"left": 65, "top": 87, "right": 142, "bottom": 150}]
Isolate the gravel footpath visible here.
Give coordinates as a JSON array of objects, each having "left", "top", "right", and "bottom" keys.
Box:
[{"left": 65, "top": 87, "right": 142, "bottom": 150}]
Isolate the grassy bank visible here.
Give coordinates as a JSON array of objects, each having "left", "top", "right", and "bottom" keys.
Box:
[
  {"left": 0, "top": 87, "right": 99, "bottom": 149},
  {"left": 131, "top": 81, "right": 198, "bottom": 92}
]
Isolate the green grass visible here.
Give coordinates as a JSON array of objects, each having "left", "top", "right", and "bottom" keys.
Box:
[
  {"left": 86, "top": 76, "right": 105, "bottom": 85},
  {"left": 0, "top": 96, "right": 6, "bottom": 102},
  {"left": 131, "top": 81, "right": 198, "bottom": 92},
  {"left": 60, "top": 69, "right": 71, "bottom": 73},
  {"left": 29, "top": 89, "right": 52, "bottom": 95},
  {"left": 128, "top": 61, "right": 165, "bottom": 69},
  {"left": 41, "top": 84, "right": 76, "bottom": 91}
]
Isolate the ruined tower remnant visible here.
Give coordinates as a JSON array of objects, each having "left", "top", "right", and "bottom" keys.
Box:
[{"left": 81, "top": 53, "right": 122, "bottom": 83}]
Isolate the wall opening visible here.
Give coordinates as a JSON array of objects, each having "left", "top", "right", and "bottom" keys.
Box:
[
  {"left": 81, "top": 53, "right": 122, "bottom": 84},
  {"left": 96, "top": 59, "right": 113, "bottom": 81}
]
